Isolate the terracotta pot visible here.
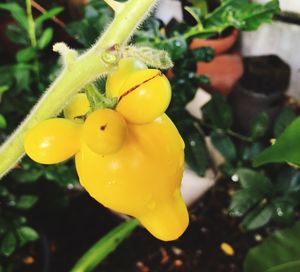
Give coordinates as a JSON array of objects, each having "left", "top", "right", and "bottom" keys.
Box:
[
  {"left": 190, "top": 29, "right": 239, "bottom": 55},
  {"left": 190, "top": 29, "right": 242, "bottom": 95},
  {"left": 197, "top": 53, "right": 244, "bottom": 96}
]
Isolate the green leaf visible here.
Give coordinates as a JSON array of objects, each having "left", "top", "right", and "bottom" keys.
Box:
[
  {"left": 191, "top": 0, "right": 208, "bottom": 15},
  {"left": 204, "top": 0, "right": 280, "bottom": 31},
  {"left": 1, "top": 232, "right": 17, "bottom": 256},
  {"left": 0, "top": 85, "right": 9, "bottom": 95},
  {"left": 211, "top": 131, "right": 236, "bottom": 162},
  {"left": 244, "top": 221, "right": 300, "bottom": 272},
  {"left": 236, "top": 168, "right": 273, "bottom": 194},
  {"left": 5, "top": 24, "right": 28, "bottom": 45},
  {"left": 70, "top": 219, "right": 138, "bottom": 272},
  {"left": 241, "top": 205, "right": 273, "bottom": 230},
  {"left": 16, "top": 47, "right": 36, "bottom": 63},
  {"left": 271, "top": 199, "right": 295, "bottom": 224},
  {"left": 185, "top": 0, "right": 279, "bottom": 39},
  {"left": 158, "top": 36, "right": 188, "bottom": 62},
  {"left": 16, "top": 195, "right": 38, "bottom": 210},
  {"left": 192, "top": 47, "right": 215, "bottom": 62},
  {"left": 180, "top": 122, "right": 210, "bottom": 176},
  {"left": 275, "top": 168, "right": 300, "bottom": 194},
  {"left": 13, "top": 64, "right": 31, "bottom": 91},
  {"left": 17, "top": 226, "right": 39, "bottom": 245},
  {"left": 0, "top": 114, "right": 7, "bottom": 129},
  {"left": 236, "top": 0, "right": 280, "bottom": 31},
  {"left": 218, "top": 162, "right": 235, "bottom": 176},
  {"left": 242, "top": 143, "right": 265, "bottom": 162},
  {"left": 197, "top": 75, "right": 210, "bottom": 85},
  {"left": 0, "top": 3, "right": 28, "bottom": 29},
  {"left": 229, "top": 188, "right": 263, "bottom": 217},
  {"left": 38, "top": 28, "right": 54, "bottom": 49},
  {"left": 35, "top": 7, "right": 64, "bottom": 26},
  {"left": 274, "top": 106, "right": 296, "bottom": 137},
  {"left": 202, "top": 92, "right": 233, "bottom": 130},
  {"left": 250, "top": 112, "right": 269, "bottom": 140},
  {"left": 184, "top": 6, "right": 203, "bottom": 23},
  {"left": 254, "top": 117, "right": 300, "bottom": 167},
  {"left": 13, "top": 168, "right": 43, "bottom": 183}
]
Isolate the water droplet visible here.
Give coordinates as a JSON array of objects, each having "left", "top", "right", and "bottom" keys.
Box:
[
  {"left": 107, "top": 180, "right": 116, "bottom": 186},
  {"left": 276, "top": 207, "right": 283, "bottom": 217},
  {"left": 254, "top": 234, "right": 262, "bottom": 241},
  {"left": 67, "top": 184, "right": 74, "bottom": 190},
  {"left": 229, "top": 209, "right": 242, "bottom": 217},
  {"left": 146, "top": 200, "right": 157, "bottom": 210},
  {"left": 231, "top": 174, "right": 239, "bottom": 182},
  {"left": 200, "top": 227, "right": 208, "bottom": 233}
]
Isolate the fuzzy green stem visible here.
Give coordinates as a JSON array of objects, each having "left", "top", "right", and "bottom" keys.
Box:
[
  {"left": 85, "top": 84, "right": 117, "bottom": 111},
  {"left": 0, "top": 0, "right": 157, "bottom": 179},
  {"left": 26, "top": 0, "right": 37, "bottom": 47}
]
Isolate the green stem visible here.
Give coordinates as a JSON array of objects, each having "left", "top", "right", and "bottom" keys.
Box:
[
  {"left": 227, "top": 130, "right": 253, "bottom": 143},
  {"left": 26, "top": 0, "right": 37, "bottom": 47},
  {"left": 197, "top": 119, "right": 253, "bottom": 142},
  {"left": 26, "top": 0, "right": 40, "bottom": 79},
  {"left": 0, "top": 0, "right": 157, "bottom": 179},
  {"left": 70, "top": 219, "right": 139, "bottom": 272},
  {"left": 85, "top": 84, "right": 117, "bottom": 111},
  {"left": 196, "top": 0, "right": 208, "bottom": 15}
]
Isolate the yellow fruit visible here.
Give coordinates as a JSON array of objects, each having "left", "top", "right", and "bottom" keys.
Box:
[
  {"left": 115, "top": 69, "right": 171, "bottom": 124},
  {"left": 24, "top": 118, "right": 82, "bottom": 164},
  {"left": 82, "top": 109, "right": 127, "bottom": 155},
  {"left": 76, "top": 114, "right": 188, "bottom": 241},
  {"left": 64, "top": 93, "right": 90, "bottom": 121},
  {"left": 106, "top": 58, "right": 147, "bottom": 98}
]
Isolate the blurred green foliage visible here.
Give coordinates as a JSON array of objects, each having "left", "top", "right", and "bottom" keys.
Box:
[
  {"left": 199, "top": 93, "right": 300, "bottom": 231},
  {"left": 244, "top": 221, "right": 300, "bottom": 272}
]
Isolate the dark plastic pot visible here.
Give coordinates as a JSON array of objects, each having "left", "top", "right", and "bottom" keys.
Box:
[{"left": 229, "top": 55, "right": 291, "bottom": 135}]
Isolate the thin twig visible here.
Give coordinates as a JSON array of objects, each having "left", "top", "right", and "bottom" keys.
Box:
[{"left": 31, "top": 0, "right": 65, "bottom": 28}]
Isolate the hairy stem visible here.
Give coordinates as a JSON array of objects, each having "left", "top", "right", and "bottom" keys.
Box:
[{"left": 0, "top": 0, "right": 157, "bottom": 179}]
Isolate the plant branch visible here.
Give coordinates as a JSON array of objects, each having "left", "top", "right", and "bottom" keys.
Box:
[
  {"left": 0, "top": 0, "right": 157, "bottom": 179},
  {"left": 196, "top": 118, "right": 253, "bottom": 143},
  {"left": 26, "top": 0, "right": 37, "bottom": 47}
]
